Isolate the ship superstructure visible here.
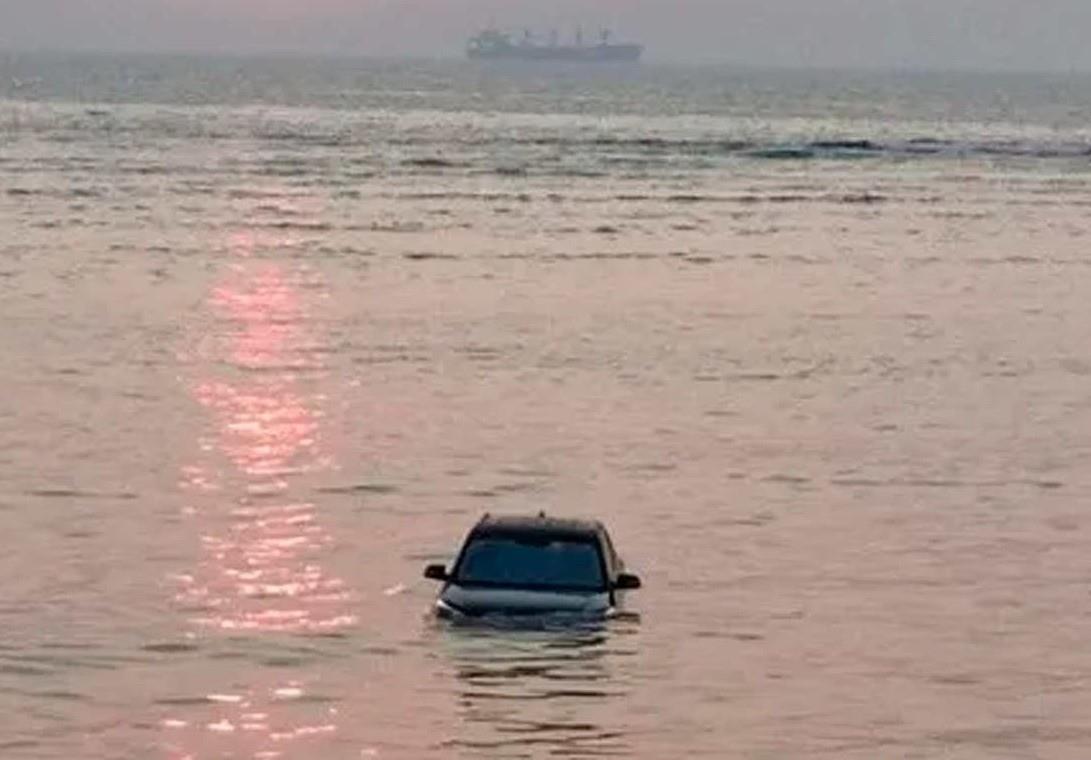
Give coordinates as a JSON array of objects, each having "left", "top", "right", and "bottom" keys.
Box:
[{"left": 467, "top": 28, "right": 643, "bottom": 62}]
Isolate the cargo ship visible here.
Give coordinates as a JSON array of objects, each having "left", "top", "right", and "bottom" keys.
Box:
[{"left": 467, "top": 28, "right": 643, "bottom": 62}]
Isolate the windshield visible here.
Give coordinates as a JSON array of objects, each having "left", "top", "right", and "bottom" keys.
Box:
[{"left": 455, "top": 536, "right": 605, "bottom": 591}]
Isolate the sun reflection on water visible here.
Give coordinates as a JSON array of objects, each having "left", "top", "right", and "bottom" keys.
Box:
[{"left": 166, "top": 228, "right": 355, "bottom": 757}]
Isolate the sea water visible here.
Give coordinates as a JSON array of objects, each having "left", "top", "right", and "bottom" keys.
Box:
[{"left": 2, "top": 53, "right": 1091, "bottom": 758}]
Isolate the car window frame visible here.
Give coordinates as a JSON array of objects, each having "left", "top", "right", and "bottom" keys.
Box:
[{"left": 451, "top": 531, "right": 610, "bottom": 593}]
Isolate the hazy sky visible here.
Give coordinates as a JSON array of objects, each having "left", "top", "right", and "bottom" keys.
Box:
[{"left": 2, "top": 0, "right": 1090, "bottom": 72}]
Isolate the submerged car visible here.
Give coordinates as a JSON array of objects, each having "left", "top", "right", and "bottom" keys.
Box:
[{"left": 423, "top": 513, "right": 641, "bottom": 618}]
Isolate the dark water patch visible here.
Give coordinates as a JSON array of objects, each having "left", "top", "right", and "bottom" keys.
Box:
[
  {"left": 154, "top": 695, "right": 234, "bottom": 706},
  {"left": 745, "top": 147, "right": 815, "bottom": 160},
  {"left": 828, "top": 477, "right": 1040, "bottom": 489},
  {"left": 725, "top": 511, "right": 776, "bottom": 527},
  {"left": 345, "top": 221, "right": 426, "bottom": 233},
  {"left": 762, "top": 474, "right": 811, "bottom": 485},
  {"left": 141, "top": 642, "right": 199, "bottom": 654},
  {"left": 906, "top": 255, "right": 943, "bottom": 268},
  {"left": 0, "top": 740, "right": 39, "bottom": 752},
  {"left": 22, "top": 689, "right": 89, "bottom": 702},
  {"left": 254, "top": 166, "right": 312, "bottom": 178},
  {"left": 119, "top": 164, "right": 170, "bottom": 176},
  {"left": 465, "top": 489, "right": 500, "bottom": 498},
  {"left": 1059, "top": 358, "right": 1091, "bottom": 376},
  {"left": 728, "top": 628, "right": 763, "bottom": 641},
  {"left": 931, "top": 673, "right": 982, "bottom": 686},
  {"left": 458, "top": 345, "right": 504, "bottom": 361},
  {"left": 905, "top": 137, "right": 953, "bottom": 152},
  {"left": 6, "top": 187, "right": 38, "bottom": 196},
  {"left": 776, "top": 137, "right": 1089, "bottom": 160},
  {"left": 16, "top": 652, "right": 143, "bottom": 670},
  {"left": 525, "top": 135, "right": 1072, "bottom": 163},
  {"left": 168, "top": 184, "right": 217, "bottom": 197},
  {"left": 37, "top": 641, "right": 100, "bottom": 652},
  {"left": 403, "top": 252, "right": 458, "bottom": 261},
  {"left": 490, "top": 479, "right": 541, "bottom": 492},
  {"left": 591, "top": 136, "right": 747, "bottom": 151},
  {"left": 354, "top": 352, "right": 429, "bottom": 365},
  {"left": 743, "top": 193, "right": 809, "bottom": 204},
  {"left": 969, "top": 255, "right": 1040, "bottom": 266},
  {"left": 258, "top": 221, "right": 333, "bottom": 232},
  {"left": 26, "top": 488, "right": 138, "bottom": 500},
  {"left": 261, "top": 656, "right": 310, "bottom": 667},
  {"left": 402, "top": 157, "right": 466, "bottom": 169},
  {"left": 227, "top": 188, "right": 309, "bottom": 200},
  {"left": 318, "top": 245, "right": 375, "bottom": 257},
  {"left": 226, "top": 361, "right": 326, "bottom": 375},
  {"left": 464, "top": 482, "right": 544, "bottom": 497},
  {"left": 457, "top": 688, "right": 616, "bottom": 702},
  {"left": 550, "top": 252, "right": 657, "bottom": 261},
  {"left": 810, "top": 139, "right": 882, "bottom": 152},
  {"left": 45, "top": 133, "right": 78, "bottom": 144},
  {"left": 785, "top": 254, "right": 824, "bottom": 265},
  {"left": 628, "top": 462, "right": 677, "bottom": 475},
  {"left": 317, "top": 483, "right": 398, "bottom": 495},
  {"left": 666, "top": 193, "right": 719, "bottom": 203},
  {"left": 494, "top": 165, "right": 527, "bottom": 176},
  {"left": 929, "top": 209, "right": 991, "bottom": 220},
  {"left": 592, "top": 225, "right": 621, "bottom": 234},
  {"left": 685, "top": 256, "right": 714, "bottom": 264},
  {"left": 546, "top": 167, "right": 608, "bottom": 178},
  {"left": 253, "top": 203, "right": 302, "bottom": 216}
]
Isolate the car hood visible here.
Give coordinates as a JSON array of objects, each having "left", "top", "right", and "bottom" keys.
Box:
[{"left": 440, "top": 584, "right": 609, "bottom": 616}]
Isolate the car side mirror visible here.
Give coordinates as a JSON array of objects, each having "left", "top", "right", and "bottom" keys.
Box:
[
  {"left": 423, "top": 563, "right": 448, "bottom": 581},
  {"left": 614, "top": 573, "right": 641, "bottom": 590}
]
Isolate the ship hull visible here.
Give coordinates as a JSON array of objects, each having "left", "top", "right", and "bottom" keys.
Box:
[{"left": 468, "top": 44, "right": 643, "bottom": 63}]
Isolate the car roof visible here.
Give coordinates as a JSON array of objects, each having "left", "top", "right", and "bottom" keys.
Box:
[{"left": 470, "top": 513, "right": 604, "bottom": 542}]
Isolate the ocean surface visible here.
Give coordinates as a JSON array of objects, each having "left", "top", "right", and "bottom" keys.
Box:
[{"left": 3, "top": 53, "right": 1091, "bottom": 759}]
